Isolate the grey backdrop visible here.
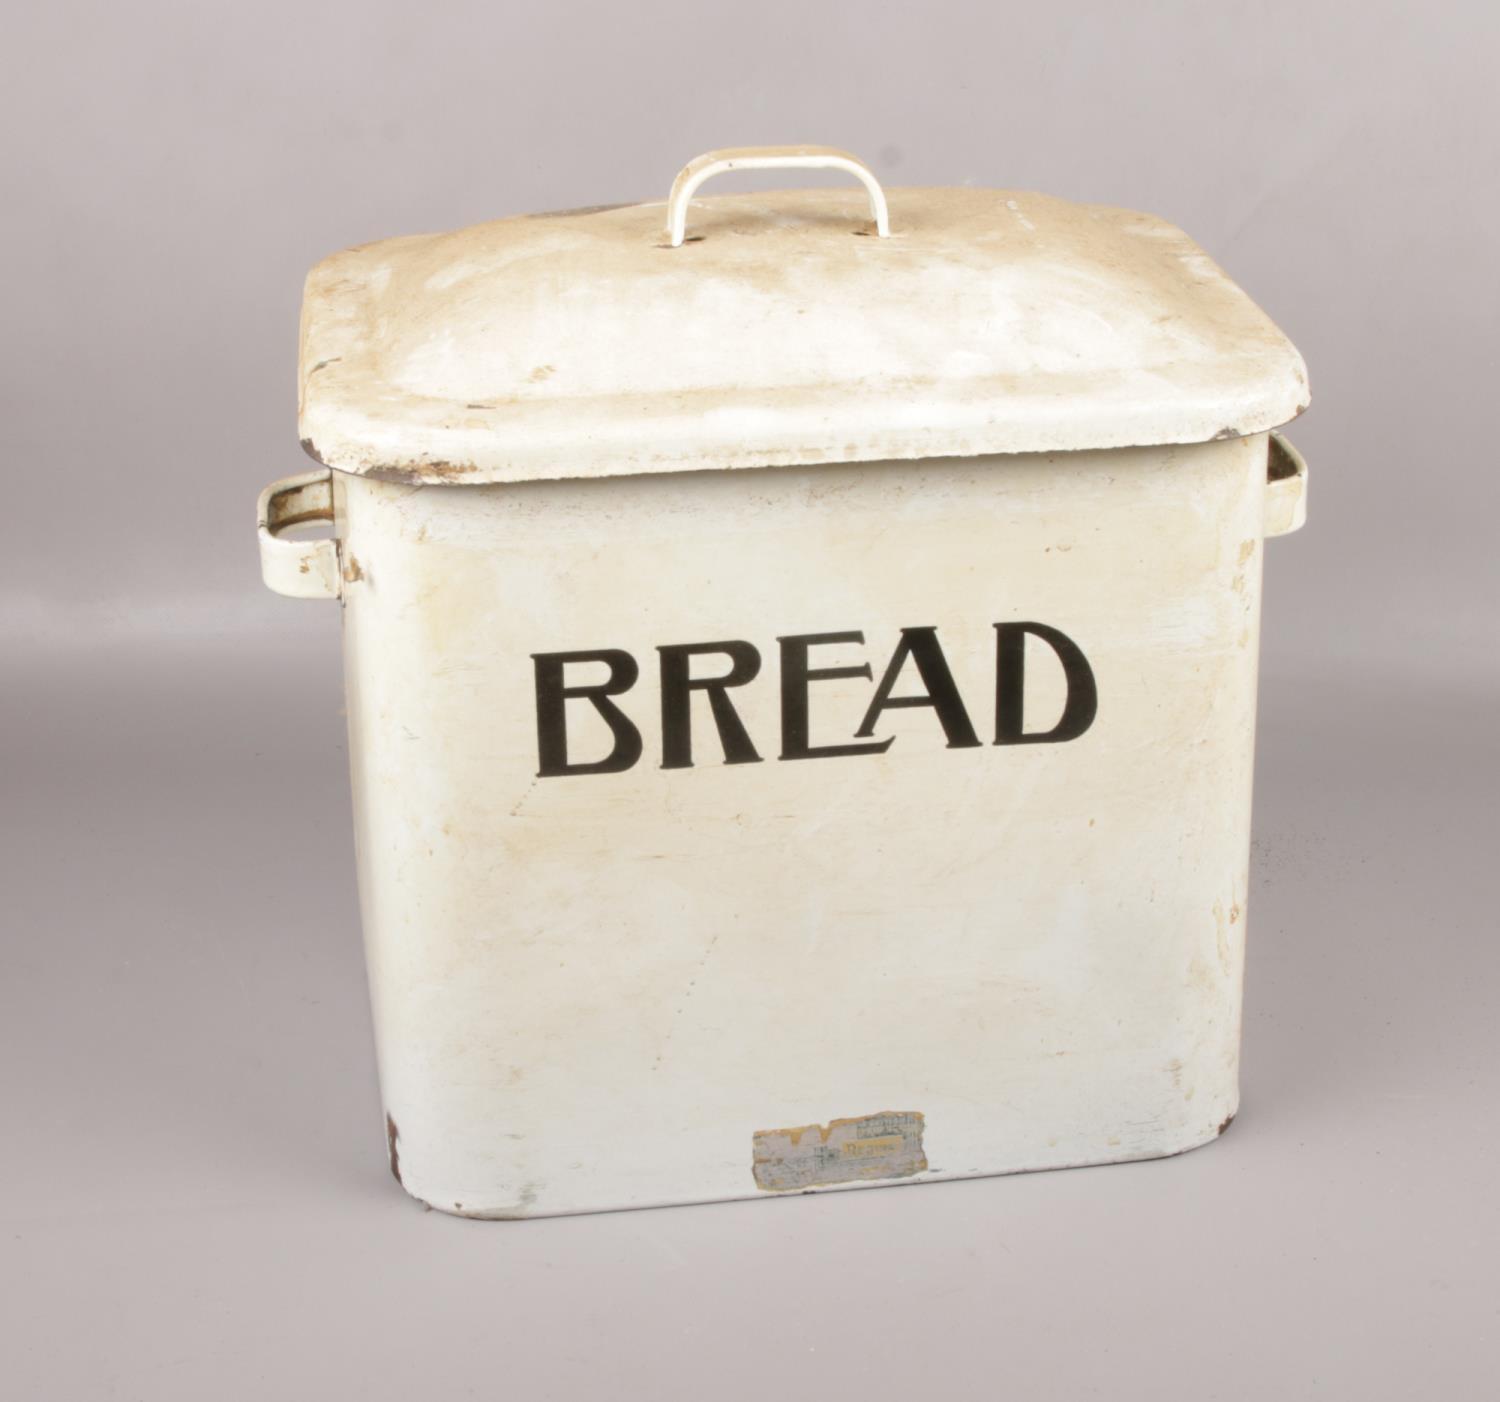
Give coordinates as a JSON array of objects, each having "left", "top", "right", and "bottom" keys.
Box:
[{"left": 4, "top": 2, "right": 1496, "bottom": 1398}]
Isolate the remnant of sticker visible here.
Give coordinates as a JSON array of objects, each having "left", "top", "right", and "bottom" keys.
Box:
[{"left": 752, "top": 1111, "right": 927, "bottom": 1191}]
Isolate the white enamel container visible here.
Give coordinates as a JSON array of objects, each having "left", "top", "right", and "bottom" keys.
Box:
[{"left": 258, "top": 147, "right": 1309, "bottom": 1218}]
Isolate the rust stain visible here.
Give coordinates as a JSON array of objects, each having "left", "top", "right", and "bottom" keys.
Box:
[
  {"left": 342, "top": 553, "right": 366, "bottom": 584},
  {"left": 271, "top": 509, "right": 334, "bottom": 530},
  {"left": 1217, "top": 1112, "right": 1236, "bottom": 1137},
  {"left": 386, "top": 1113, "right": 403, "bottom": 1186},
  {"left": 364, "top": 459, "right": 478, "bottom": 485}
]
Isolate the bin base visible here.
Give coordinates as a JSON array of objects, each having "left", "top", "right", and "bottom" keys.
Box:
[{"left": 392, "top": 1111, "right": 1239, "bottom": 1221}]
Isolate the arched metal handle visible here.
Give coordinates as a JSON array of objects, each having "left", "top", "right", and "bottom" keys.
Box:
[
  {"left": 1264, "top": 431, "right": 1309, "bottom": 538},
  {"left": 258, "top": 469, "right": 341, "bottom": 600},
  {"left": 665, "top": 146, "right": 891, "bottom": 247}
]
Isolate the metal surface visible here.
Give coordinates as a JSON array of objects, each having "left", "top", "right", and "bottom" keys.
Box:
[
  {"left": 266, "top": 159, "right": 1312, "bottom": 1219},
  {"left": 297, "top": 181, "right": 1308, "bottom": 485},
  {"left": 256, "top": 433, "right": 1307, "bottom": 1217}
]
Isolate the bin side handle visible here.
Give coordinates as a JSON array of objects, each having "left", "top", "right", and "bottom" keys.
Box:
[
  {"left": 1264, "top": 431, "right": 1308, "bottom": 538},
  {"left": 258, "top": 469, "right": 341, "bottom": 599},
  {"left": 665, "top": 146, "right": 890, "bottom": 247}
]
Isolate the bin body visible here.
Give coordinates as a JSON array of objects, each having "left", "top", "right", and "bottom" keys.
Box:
[
  {"left": 335, "top": 436, "right": 1264, "bottom": 1216},
  {"left": 260, "top": 149, "right": 1309, "bottom": 1217}
]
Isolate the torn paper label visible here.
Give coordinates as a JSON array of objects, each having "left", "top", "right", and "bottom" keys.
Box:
[{"left": 752, "top": 1111, "right": 927, "bottom": 1191}]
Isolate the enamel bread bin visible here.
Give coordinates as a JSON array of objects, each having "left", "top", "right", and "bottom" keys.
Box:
[{"left": 258, "top": 146, "right": 1309, "bottom": 1218}]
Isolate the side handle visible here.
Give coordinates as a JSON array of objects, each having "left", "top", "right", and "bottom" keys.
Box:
[
  {"left": 1264, "top": 431, "right": 1308, "bottom": 538},
  {"left": 258, "top": 470, "right": 341, "bottom": 599}
]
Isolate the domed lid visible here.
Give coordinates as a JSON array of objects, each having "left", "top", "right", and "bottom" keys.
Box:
[{"left": 298, "top": 146, "right": 1307, "bottom": 485}]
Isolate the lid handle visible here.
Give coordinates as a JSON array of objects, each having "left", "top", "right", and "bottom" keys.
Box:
[{"left": 665, "top": 146, "right": 890, "bottom": 247}]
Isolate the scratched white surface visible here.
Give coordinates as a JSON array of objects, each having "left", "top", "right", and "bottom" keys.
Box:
[
  {"left": 297, "top": 185, "right": 1307, "bottom": 481},
  {"left": 334, "top": 441, "right": 1267, "bottom": 1217}
]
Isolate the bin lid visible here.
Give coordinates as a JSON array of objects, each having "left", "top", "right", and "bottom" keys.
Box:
[{"left": 298, "top": 146, "right": 1307, "bottom": 485}]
